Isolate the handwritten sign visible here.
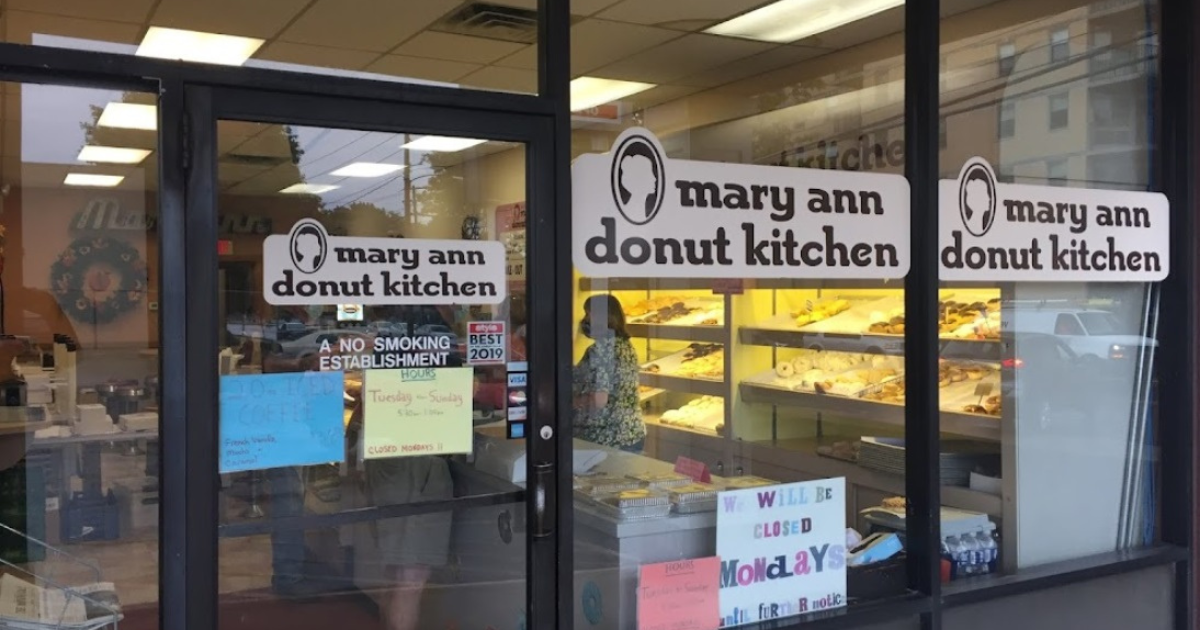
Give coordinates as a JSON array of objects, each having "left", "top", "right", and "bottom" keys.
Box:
[
  {"left": 363, "top": 367, "right": 473, "bottom": 458},
  {"left": 674, "top": 456, "right": 712, "bottom": 483},
  {"left": 716, "top": 479, "right": 847, "bottom": 627},
  {"left": 219, "top": 371, "right": 345, "bottom": 474},
  {"left": 638, "top": 558, "right": 720, "bottom": 630}
]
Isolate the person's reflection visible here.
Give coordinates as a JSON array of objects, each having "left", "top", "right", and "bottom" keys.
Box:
[
  {"left": 262, "top": 345, "right": 324, "bottom": 598},
  {"left": 346, "top": 350, "right": 469, "bottom": 630}
]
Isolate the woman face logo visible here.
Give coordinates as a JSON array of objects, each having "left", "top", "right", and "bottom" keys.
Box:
[
  {"left": 958, "top": 160, "right": 998, "bottom": 237},
  {"left": 289, "top": 219, "right": 328, "bottom": 274},
  {"left": 609, "top": 133, "right": 666, "bottom": 225}
]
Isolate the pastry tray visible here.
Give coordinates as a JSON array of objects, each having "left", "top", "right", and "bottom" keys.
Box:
[
  {"left": 654, "top": 396, "right": 725, "bottom": 432},
  {"left": 744, "top": 361, "right": 903, "bottom": 398},
  {"left": 721, "top": 475, "right": 777, "bottom": 490},
  {"left": 626, "top": 297, "right": 725, "bottom": 327},
  {"left": 640, "top": 344, "right": 725, "bottom": 381},
  {"left": 590, "top": 489, "right": 673, "bottom": 520},
  {"left": 627, "top": 472, "right": 692, "bottom": 489},
  {"left": 669, "top": 483, "right": 720, "bottom": 514},
  {"left": 574, "top": 473, "right": 642, "bottom": 495}
]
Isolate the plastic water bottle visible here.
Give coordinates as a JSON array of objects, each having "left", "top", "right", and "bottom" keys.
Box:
[
  {"left": 945, "top": 535, "right": 964, "bottom": 579},
  {"left": 977, "top": 526, "right": 998, "bottom": 573},
  {"left": 959, "top": 533, "right": 980, "bottom": 576}
]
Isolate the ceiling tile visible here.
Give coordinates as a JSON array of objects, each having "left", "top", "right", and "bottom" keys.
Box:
[
  {"left": 597, "top": 0, "right": 768, "bottom": 29},
  {"left": 797, "top": 7, "right": 905, "bottom": 50},
  {"left": 218, "top": 161, "right": 273, "bottom": 186},
  {"left": 150, "top": 0, "right": 310, "bottom": 39},
  {"left": 571, "top": 19, "right": 680, "bottom": 76},
  {"left": 393, "top": 31, "right": 526, "bottom": 65},
  {"left": 280, "top": 0, "right": 460, "bottom": 52},
  {"left": 365, "top": 55, "right": 481, "bottom": 83},
  {"left": 227, "top": 162, "right": 305, "bottom": 194},
  {"left": 624, "top": 84, "right": 704, "bottom": 111},
  {"left": 7, "top": 0, "right": 154, "bottom": 24},
  {"left": 674, "top": 44, "right": 824, "bottom": 88},
  {"left": 494, "top": 45, "right": 536, "bottom": 70},
  {"left": 594, "top": 33, "right": 775, "bottom": 84},
  {"left": 571, "top": 0, "right": 624, "bottom": 17},
  {"left": 458, "top": 66, "right": 537, "bottom": 95},
  {"left": 5, "top": 10, "right": 141, "bottom": 46},
  {"left": 257, "top": 42, "right": 380, "bottom": 72}
]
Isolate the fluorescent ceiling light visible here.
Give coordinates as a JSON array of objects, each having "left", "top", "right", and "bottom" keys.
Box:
[
  {"left": 97, "top": 103, "right": 157, "bottom": 130},
  {"left": 705, "top": 0, "right": 904, "bottom": 43},
  {"left": 330, "top": 162, "right": 406, "bottom": 178},
  {"left": 137, "top": 26, "right": 264, "bottom": 66},
  {"left": 279, "top": 183, "right": 340, "bottom": 195},
  {"left": 64, "top": 173, "right": 124, "bottom": 187},
  {"left": 401, "top": 136, "right": 486, "bottom": 152},
  {"left": 78, "top": 146, "right": 152, "bottom": 164},
  {"left": 570, "top": 77, "right": 655, "bottom": 112}
]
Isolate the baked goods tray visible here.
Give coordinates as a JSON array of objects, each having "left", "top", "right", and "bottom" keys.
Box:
[
  {"left": 653, "top": 397, "right": 725, "bottom": 432},
  {"left": 744, "top": 295, "right": 902, "bottom": 337},
  {"left": 743, "top": 364, "right": 901, "bottom": 398},
  {"left": 626, "top": 297, "right": 724, "bottom": 327},
  {"left": 585, "top": 491, "right": 673, "bottom": 521},
  {"left": 640, "top": 345, "right": 725, "bottom": 396},
  {"left": 738, "top": 381, "right": 1002, "bottom": 441},
  {"left": 938, "top": 375, "right": 1002, "bottom": 418}
]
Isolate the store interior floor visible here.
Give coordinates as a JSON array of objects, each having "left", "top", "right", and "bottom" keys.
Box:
[{"left": 26, "top": 445, "right": 390, "bottom": 630}]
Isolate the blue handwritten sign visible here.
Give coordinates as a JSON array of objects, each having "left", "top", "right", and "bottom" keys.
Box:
[{"left": 219, "top": 371, "right": 345, "bottom": 474}]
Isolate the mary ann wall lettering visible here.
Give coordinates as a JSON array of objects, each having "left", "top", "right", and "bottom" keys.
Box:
[{"left": 572, "top": 127, "right": 910, "bottom": 280}]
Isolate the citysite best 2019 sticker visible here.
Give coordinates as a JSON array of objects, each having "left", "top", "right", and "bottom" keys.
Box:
[{"left": 467, "top": 321, "right": 506, "bottom": 365}]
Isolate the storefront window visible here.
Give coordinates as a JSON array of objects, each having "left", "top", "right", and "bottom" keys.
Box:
[
  {"left": 940, "top": 0, "right": 1161, "bottom": 574},
  {"left": 3, "top": 1, "right": 540, "bottom": 94},
  {"left": 0, "top": 81, "right": 160, "bottom": 627},
  {"left": 569, "top": 1, "right": 909, "bottom": 627},
  {"left": 212, "top": 120, "right": 529, "bottom": 630}
]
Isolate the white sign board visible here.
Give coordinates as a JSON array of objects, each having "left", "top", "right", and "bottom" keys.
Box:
[
  {"left": 573, "top": 128, "right": 910, "bottom": 279},
  {"left": 264, "top": 219, "right": 507, "bottom": 305},
  {"left": 939, "top": 157, "right": 1169, "bottom": 282},
  {"left": 716, "top": 479, "right": 847, "bottom": 626}
]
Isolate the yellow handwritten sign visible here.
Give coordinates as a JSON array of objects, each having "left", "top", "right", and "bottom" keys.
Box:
[{"left": 363, "top": 367, "right": 473, "bottom": 459}]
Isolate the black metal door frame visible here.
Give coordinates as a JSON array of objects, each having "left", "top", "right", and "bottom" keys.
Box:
[{"left": 173, "top": 84, "right": 564, "bottom": 630}]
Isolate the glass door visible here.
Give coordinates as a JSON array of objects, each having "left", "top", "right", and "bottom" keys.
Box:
[{"left": 187, "top": 87, "right": 558, "bottom": 630}]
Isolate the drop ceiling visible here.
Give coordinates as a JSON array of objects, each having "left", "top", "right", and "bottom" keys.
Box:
[{"left": 0, "top": 0, "right": 1105, "bottom": 199}]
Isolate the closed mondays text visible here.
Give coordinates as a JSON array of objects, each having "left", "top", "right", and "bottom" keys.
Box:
[{"left": 585, "top": 184, "right": 901, "bottom": 270}]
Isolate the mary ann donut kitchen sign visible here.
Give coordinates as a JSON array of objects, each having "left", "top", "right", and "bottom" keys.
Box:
[
  {"left": 939, "top": 158, "right": 1169, "bottom": 282},
  {"left": 572, "top": 128, "right": 911, "bottom": 279}
]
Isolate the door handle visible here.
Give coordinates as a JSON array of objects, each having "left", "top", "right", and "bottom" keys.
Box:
[{"left": 533, "top": 461, "right": 554, "bottom": 538}]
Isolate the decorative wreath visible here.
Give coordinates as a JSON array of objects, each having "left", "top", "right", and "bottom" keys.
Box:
[{"left": 50, "top": 236, "right": 147, "bottom": 324}]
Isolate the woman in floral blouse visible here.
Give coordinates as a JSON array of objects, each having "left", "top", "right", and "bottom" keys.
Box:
[{"left": 573, "top": 294, "right": 646, "bottom": 452}]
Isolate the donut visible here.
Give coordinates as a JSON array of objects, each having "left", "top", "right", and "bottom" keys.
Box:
[{"left": 775, "top": 361, "right": 795, "bottom": 378}]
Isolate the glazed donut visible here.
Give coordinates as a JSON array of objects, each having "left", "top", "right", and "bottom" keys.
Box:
[{"left": 775, "top": 361, "right": 795, "bottom": 378}]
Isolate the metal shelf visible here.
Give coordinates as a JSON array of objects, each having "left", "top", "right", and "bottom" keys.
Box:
[
  {"left": 639, "top": 372, "right": 726, "bottom": 397},
  {"left": 578, "top": 277, "right": 897, "bottom": 292},
  {"left": 738, "top": 381, "right": 1001, "bottom": 442},
  {"left": 627, "top": 323, "right": 725, "bottom": 343},
  {"left": 739, "top": 326, "right": 1004, "bottom": 361}
]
